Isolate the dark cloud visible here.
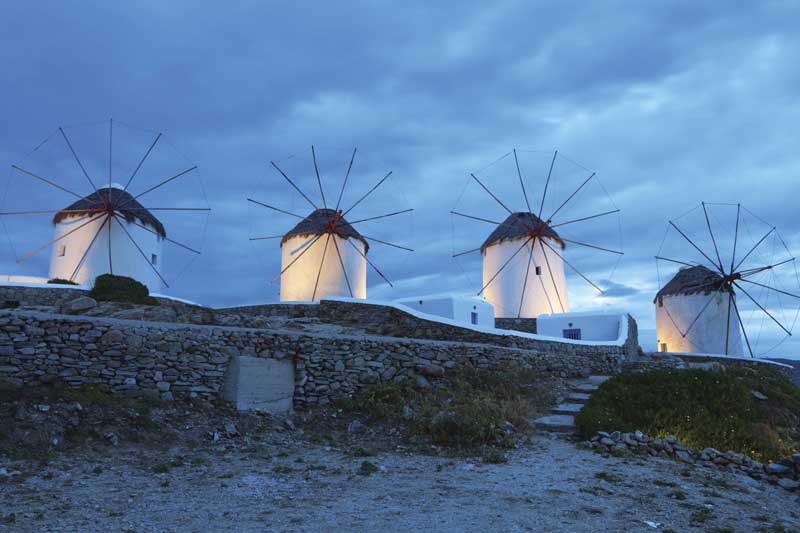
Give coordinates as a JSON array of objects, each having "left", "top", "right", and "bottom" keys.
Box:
[{"left": 1, "top": 1, "right": 799, "bottom": 356}]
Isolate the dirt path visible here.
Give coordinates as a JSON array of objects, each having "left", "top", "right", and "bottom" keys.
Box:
[{"left": 3, "top": 434, "right": 798, "bottom": 532}]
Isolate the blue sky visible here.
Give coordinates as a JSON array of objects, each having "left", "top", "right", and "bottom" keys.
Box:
[{"left": 1, "top": 1, "right": 799, "bottom": 356}]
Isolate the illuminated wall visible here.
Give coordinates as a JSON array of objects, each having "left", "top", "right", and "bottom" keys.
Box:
[
  {"left": 482, "top": 236, "right": 568, "bottom": 318},
  {"left": 279, "top": 233, "right": 366, "bottom": 302},
  {"left": 655, "top": 292, "right": 744, "bottom": 355}
]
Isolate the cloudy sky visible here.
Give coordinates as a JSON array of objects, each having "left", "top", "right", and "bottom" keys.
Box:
[{"left": 1, "top": 1, "right": 799, "bottom": 356}]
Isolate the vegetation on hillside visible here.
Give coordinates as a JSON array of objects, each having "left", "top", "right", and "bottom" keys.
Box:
[
  {"left": 89, "top": 274, "right": 159, "bottom": 305},
  {"left": 340, "top": 364, "right": 559, "bottom": 450},
  {"left": 575, "top": 367, "right": 800, "bottom": 462},
  {"left": 47, "top": 278, "right": 79, "bottom": 286}
]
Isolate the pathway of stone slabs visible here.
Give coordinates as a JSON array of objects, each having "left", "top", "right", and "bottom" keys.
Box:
[{"left": 533, "top": 375, "right": 609, "bottom": 433}]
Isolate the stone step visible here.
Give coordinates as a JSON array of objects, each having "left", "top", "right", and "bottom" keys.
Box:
[
  {"left": 569, "top": 383, "right": 599, "bottom": 393},
  {"left": 587, "top": 375, "right": 610, "bottom": 385},
  {"left": 551, "top": 403, "right": 584, "bottom": 415},
  {"left": 566, "top": 392, "right": 592, "bottom": 404},
  {"left": 533, "top": 414, "right": 575, "bottom": 432}
]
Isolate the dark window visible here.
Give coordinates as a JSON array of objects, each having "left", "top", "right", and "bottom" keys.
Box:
[
  {"left": 660, "top": 343, "right": 668, "bottom": 352},
  {"left": 470, "top": 312, "right": 478, "bottom": 325},
  {"left": 535, "top": 266, "right": 542, "bottom": 276},
  {"left": 563, "top": 328, "right": 581, "bottom": 340},
  {"left": 57, "top": 245, "right": 66, "bottom": 257},
  {"left": 151, "top": 254, "right": 158, "bottom": 266}
]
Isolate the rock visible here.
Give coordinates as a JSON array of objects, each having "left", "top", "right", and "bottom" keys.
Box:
[
  {"left": 634, "top": 430, "right": 647, "bottom": 442},
  {"left": 35, "top": 404, "right": 50, "bottom": 412},
  {"left": 599, "top": 437, "right": 615, "bottom": 446},
  {"left": 156, "top": 381, "right": 170, "bottom": 392},
  {"left": 597, "top": 431, "right": 611, "bottom": 439},
  {"left": 793, "top": 453, "right": 800, "bottom": 466},
  {"left": 777, "top": 478, "right": 800, "bottom": 491},
  {"left": 101, "top": 330, "right": 125, "bottom": 345},
  {"left": 501, "top": 421, "right": 516, "bottom": 434},
  {"left": 347, "top": 420, "right": 363, "bottom": 433},
  {"left": 62, "top": 296, "right": 97, "bottom": 314},
  {"left": 610, "top": 431, "right": 621, "bottom": 441},
  {"left": 415, "top": 375, "right": 432, "bottom": 389},
  {"left": 416, "top": 364, "right": 444, "bottom": 377},
  {"left": 104, "top": 432, "right": 119, "bottom": 446},
  {"left": 675, "top": 451, "right": 694, "bottom": 463},
  {"left": 766, "top": 463, "right": 792, "bottom": 475},
  {"left": 751, "top": 390, "right": 768, "bottom": 401},
  {"left": 224, "top": 422, "right": 239, "bottom": 437}
]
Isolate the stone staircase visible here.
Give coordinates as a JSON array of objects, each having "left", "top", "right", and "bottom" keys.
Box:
[{"left": 533, "top": 375, "right": 609, "bottom": 434}]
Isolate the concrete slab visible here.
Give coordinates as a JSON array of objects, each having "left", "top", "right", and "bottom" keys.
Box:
[{"left": 223, "top": 356, "right": 294, "bottom": 414}]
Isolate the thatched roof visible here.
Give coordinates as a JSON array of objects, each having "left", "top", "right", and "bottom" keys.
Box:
[
  {"left": 481, "top": 212, "right": 564, "bottom": 253},
  {"left": 281, "top": 208, "right": 368, "bottom": 252},
  {"left": 53, "top": 187, "right": 166, "bottom": 238},
  {"left": 654, "top": 265, "right": 730, "bottom": 303}
]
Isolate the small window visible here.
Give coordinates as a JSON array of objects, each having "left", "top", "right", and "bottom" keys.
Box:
[
  {"left": 418, "top": 300, "right": 423, "bottom": 305},
  {"left": 535, "top": 266, "right": 542, "bottom": 276},
  {"left": 660, "top": 343, "right": 668, "bottom": 353},
  {"left": 57, "top": 245, "right": 66, "bottom": 257},
  {"left": 658, "top": 298, "right": 663, "bottom": 308},
  {"left": 151, "top": 254, "right": 158, "bottom": 266},
  {"left": 563, "top": 328, "right": 581, "bottom": 340},
  {"left": 470, "top": 312, "right": 478, "bottom": 325}
]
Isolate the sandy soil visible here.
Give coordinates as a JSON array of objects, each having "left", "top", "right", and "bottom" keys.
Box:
[{"left": 3, "top": 432, "right": 798, "bottom": 532}]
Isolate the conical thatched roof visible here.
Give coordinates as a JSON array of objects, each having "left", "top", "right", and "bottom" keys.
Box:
[
  {"left": 54, "top": 186, "right": 165, "bottom": 238},
  {"left": 654, "top": 265, "right": 730, "bottom": 303},
  {"left": 481, "top": 212, "right": 564, "bottom": 253},
  {"left": 281, "top": 208, "right": 368, "bottom": 252}
]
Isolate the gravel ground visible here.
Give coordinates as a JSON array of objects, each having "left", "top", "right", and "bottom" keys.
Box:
[{"left": 3, "top": 433, "right": 798, "bottom": 532}]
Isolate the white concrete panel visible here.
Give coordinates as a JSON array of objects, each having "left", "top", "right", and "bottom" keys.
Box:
[
  {"left": 656, "top": 292, "right": 744, "bottom": 356},
  {"left": 280, "top": 234, "right": 366, "bottom": 302},
  {"left": 537, "top": 312, "right": 622, "bottom": 341},
  {"left": 223, "top": 356, "right": 294, "bottom": 414},
  {"left": 48, "top": 214, "right": 164, "bottom": 291},
  {"left": 483, "top": 236, "right": 569, "bottom": 318}
]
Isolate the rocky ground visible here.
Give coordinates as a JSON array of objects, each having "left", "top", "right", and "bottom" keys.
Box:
[{"left": 2, "top": 395, "right": 799, "bottom": 532}]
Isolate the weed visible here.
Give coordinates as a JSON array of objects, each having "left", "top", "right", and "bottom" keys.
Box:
[
  {"left": 481, "top": 449, "right": 508, "bottom": 464},
  {"left": 594, "top": 471, "right": 623, "bottom": 483},
  {"left": 668, "top": 490, "right": 687, "bottom": 501},
  {"left": 653, "top": 479, "right": 678, "bottom": 488},
  {"left": 357, "top": 460, "right": 379, "bottom": 476}
]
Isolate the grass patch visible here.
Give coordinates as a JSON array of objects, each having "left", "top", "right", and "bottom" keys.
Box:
[
  {"left": 357, "top": 461, "right": 379, "bottom": 476},
  {"left": 575, "top": 367, "right": 800, "bottom": 462},
  {"left": 594, "top": 471, "right": 623, "bottom": 483},
  {"left": 339, "top": 364, "right": 555, "bottom": 450},
  {"left": 89, "top": 274, "right": 159, "bottom": 305}
]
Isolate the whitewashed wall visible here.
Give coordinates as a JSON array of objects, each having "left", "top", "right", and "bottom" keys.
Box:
[
  {"left": 655, "top": 292, "right": 744, "bottom": 356},
  {"left": 482, "top": 236, "right": 569, "bottom": 318},
  {"left": 395, "top": 295, "right": 495, "bottom": 327},
  {"left": 537, "top": 312, "right": 622, "bottom": 341},
  {"left": 280, "top": 234, "right": 366, "bottom": 302},
  {"left": 49, "top": 214, "right": 163, "bottom": 291}
]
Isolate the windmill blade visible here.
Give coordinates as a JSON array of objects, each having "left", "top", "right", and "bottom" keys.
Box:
[
  {"left": 311, "top": 233, "right": 332, "bottom": 301},
  {"left": 69, "top": 215, "right": 109, "bottom": 282},
  {"left": 360, "top": 235, "right": 413, "bottom": 252},
  {"left": 478, "top": 236, "right": 531, "bottom": 296},
  {"left": 124, "top": 132, "right": 161, "bottom": 191},
  {"left": 681, "top": 293, "right": 716, "bottom": 339},
  {"left": 246, "top": 198, "right": 303, "bottom": 219},
  {"left": 249, "top": 235, "right": 284, "bottom": 241},
  {"left": 538, "top": 150, "right": 557, "bottom": 220},
  {"left": 549, "top": 209, "right": 620, "bottom": 229},
  {"left": 667, "top": 220, "right": 724, "bottom": 274},
  {"left": 452, "top": 246, "right": 482, "bottom": 258},
  {"left": 541, "top": 239, "right": 604, "bottom": 293},
  {"left": 730, "top": 291, "right": 754, "bottom": 357},
  {"left": 342, "top": 171, "right": 393, "bottom": 217},
  {"left": 59, "top": 126, "right": 100, "bottom": 198},
  {"left": 126, "top": 218, "right": 201, "bottom": 255},
  {"left": 538, "top": 238, "right": 565, "bottom": 312},
  {"left": 107, "top": 209, "right": 113, "bottom": 274},
  {"left": 335, "top": 147, "right": 357, "bottom": 212},
  {"left": 290, "top": 234, "right": 318, "bottom": 255},
  {"left": 0, "top": 208, "right": 104, "bottom": 216},
  {"left": 331, "top": 235, "right": 354, "bottom": 298},
  {"left": 655, "top": 256, "right": 698, "bottom": 268},
  {"left": 740, "top": 258, "right": 796, "bottom": 277},
  {"left": 470, "top": 173, "right": 513, "bottom": 215},
  {"left": 345, "top": 236, "right": 394, "bottom": 288},
  {"left": 725, "top": 291, "right": 733, "bottom": 355},
  {"left": 733, "top": 226, "right": 776, "bottom": 272},
  {"left": 560, "top": 237, "right": 624, "bottom": 255},
  {"left": 125, "top": 166, "right": 198, "bottom": 205},
  {"left": 730, "top": 203, "right": 741, "bottom": 272},
  {"left": 450, "top": 211, "right": 502, "bottom": 225},
  {"left": 348, "top": 209, "right": 414, "bottom": 225},
  {"left": 270, "top": 160, "right": 318, "bottom": 212},
  {"left": 701, "top": 202, "right": 724, "bottom": 271},
  {"left": 274, "top": 232, "right": 325, "bottom": 281},
  {"left": 546, "top": 172, "right": 595, "bottom": 223},
  {"left": 513, "top": 149, "right": 532, "bottom": 213},
  {"left": 112, "top": 214, "right": 169, "bottom": 288},
  {"left": 311, "top": 145, "right": 327, "bottom": 209},
  {"left": 123, "top": 207, "right": 211, "bottom": 212},
  {"left": 11, "top": 165, "right": 85, "bottom": 201},
  {"left": 739, "top": 278, "right": 800, "bottom": 300},
  {"left": 734, "top": 281, "right": 793, "bottom": 335},
  {"left": 16, "top": 213, "right": 102, "bottom": 264},
  {"left": 108, "top": 118, "right": 113, "bottom": 190}
]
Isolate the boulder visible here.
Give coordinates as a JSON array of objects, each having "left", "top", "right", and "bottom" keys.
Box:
[
  {"left": 766, "top": 463, "right": 792, "bottom": 476},
  {"left": 62, "top": 296, "right": 97, "bottom": 314}
]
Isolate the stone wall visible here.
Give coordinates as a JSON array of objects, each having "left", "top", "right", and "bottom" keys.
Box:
[
  {"left": 622, "top": 351, "right": 795, "bottom": 381},
  {"left": 495, "top": 317, "right": 537, "bottom": 334},
  {"left": 0, "top": 309, "right": 630, "bottom": 408}
]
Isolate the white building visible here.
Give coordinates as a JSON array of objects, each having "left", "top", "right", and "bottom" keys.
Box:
[
  {"left": 537, "top": 311, "right": 624, "bottom": 341},
  {"left": 655, "top": 265, "right": 743, "bottom": 355},
  {"left": 482, "top": 212, "right": 569, "bottom": 318},
  {"left": 49, "top": 183, "right": 164, "bottom": 291},
  {"left": 394, "top": 293, "right": 495, "bottom": 327},
  {"left": 279, "top": 208, "right": 367, "bottom": 302}
]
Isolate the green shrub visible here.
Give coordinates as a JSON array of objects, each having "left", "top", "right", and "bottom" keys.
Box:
[
  {"left": 47, "top": 278, "right": 79, "bottom": 286},
  {"left": 575, "top": 367, "right": 800, "bottom": 462},
  {"left": 89, "top": 274, "right": 158, "bottom": 305}
]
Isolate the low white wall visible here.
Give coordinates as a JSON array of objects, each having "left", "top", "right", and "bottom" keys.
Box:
[
  {"left": 395, "top": 294, "right": 495, "bottom": 327},
  {"left": 537, "top": 312, "right": 623, "bottom": 341}
]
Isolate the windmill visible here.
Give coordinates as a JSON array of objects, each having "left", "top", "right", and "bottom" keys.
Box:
[
  {"left": 0, "top": 119, "right": 210, "bottom": 292},
  {"left": 248, "top": 146, "right": 413, "bottom": 302},
  {"left": 655, "top": 202, "right": 800, "bottom": 357},
  {"left": 451, "top": 149, "right": 623, "bottom": 319}
]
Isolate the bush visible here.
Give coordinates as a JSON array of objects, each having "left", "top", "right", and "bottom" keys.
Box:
[
  {"left": 340, "top": 364, "right": 556, "bottom": 450},
  {"left": 47, "top": 278, "right": 79, "bottom": 286},
  {"left": 575, "top": 367, "right": 800, "bottom": 462},
  {"left": 89, "top": 274, "right": 158, "bottom": 305}
]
